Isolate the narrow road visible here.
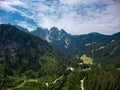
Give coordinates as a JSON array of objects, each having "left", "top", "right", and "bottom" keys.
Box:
[
  {"left": 53, "top": 76, "right": 63, "bottom": 84},
  {"left": 7, "top": 79, "right": 38, "bottom": 90},
  {"left": 80, "top": 77, "right": 85, "bottom": 90}
]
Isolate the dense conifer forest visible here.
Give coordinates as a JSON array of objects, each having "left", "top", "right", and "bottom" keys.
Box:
[{"left": 0, "top": 24, "right": 120, "bottom": 90}]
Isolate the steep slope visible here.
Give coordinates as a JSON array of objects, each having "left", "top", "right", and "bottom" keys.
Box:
[
  {"left": 0, "top": 24, "right": 83, "bottom": 90},
  {"left": 0, "top": 24, "right": 56, "bottom": 77},
  {"left": 14, "top": 25, "right": 29, "bottom": 32},
  {"left": 0, "top": 24, "right": 120, "bottom": 90},
  {"left": 31, "top": 27, "right": 120, "bottom": 65},
  {"left": 51, "top": 32, "right": 108, "bottom": 55},
  {"left": 31, "top": 27, "right": 70, "bottom": 42},
  {"left": 93, "top": 32, "right": 120, "bottom": 64},
  {"left": 31, "top": 27, "right": 49, "bottom": 40},
  {"left": 0, "top": 24, "right": 74, "bottom": 89}
]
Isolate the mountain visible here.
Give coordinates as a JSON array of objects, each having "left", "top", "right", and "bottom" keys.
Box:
[
  {"left": 51, "top": 32, "right": 108, "bottom": 55},
  {"left": 14, "top": 25, "right": 29, "bottom": 32},
  {"left": 31, "top": 28, "right": 110, "bottom": 55},
  {"left": 52, "top": 31, "right": 120, "bottom": 64},
  {"left": 0, "top": 24, "right": 75, "bottom": 89},
  {"left": 0, "top": 24, "right": 53, "bottom": 76},
  {"left": 0, "top": 24, "right": 120, "bottom": 90},
  {"left": 31, "top": 27, "right": 49, "bottom": 40},
  {"left": 31, "top": 27, "right": 120, "bottom": 64},
  {"left": 31, "top": 27, "right": 70, "bottom": 42}
]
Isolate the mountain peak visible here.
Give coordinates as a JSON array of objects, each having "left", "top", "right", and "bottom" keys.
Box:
[
  {"left": 14, "top": 25, "right": 29, "bottom": 32},
  {"left": 31, "top": 27, "right": 70, "bottom": 42},
  {"left": 50, "top": 27, "right": 58, "bottom": 30},
  {"left": 50, "top": 27, "right": 59, "bottom": 33},
  {"left": 36, "top": 27, "right": 43, "bottom": 30},
  {"left": 61, "top": 29, "right": 67, "bottom": 34},
  {"left": 88, "top": 32, "right": 102, "bottom": 35}
]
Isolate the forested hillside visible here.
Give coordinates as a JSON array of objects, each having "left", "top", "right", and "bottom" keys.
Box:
[
  {"left": 0, "top": 24, "right": 120, "bottom": 90},
  {"left": 0, "top": 24, "right": 78, "bottom": 90}
]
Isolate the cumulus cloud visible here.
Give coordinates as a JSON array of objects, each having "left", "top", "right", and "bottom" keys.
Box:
[
  {"left": 0, "top": 0, "right": 24, "bottom": 12},
  {"left": 0, "top": 0, "right": 120, "bottom": 35},
  {"left": 16, "top": 21, "right": 36, "bottom": 31}
]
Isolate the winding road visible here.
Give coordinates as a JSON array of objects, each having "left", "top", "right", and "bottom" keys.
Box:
[
  {"left": 80, "top": 77, "right": 85, "bottom": 90},
  {"left": 7, "top": 79, "right": 38, "bottom": 90}
]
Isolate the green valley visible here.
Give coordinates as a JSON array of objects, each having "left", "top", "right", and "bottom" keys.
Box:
[{"left": 0, "top": 24, "right": 120, "bottom": 90}]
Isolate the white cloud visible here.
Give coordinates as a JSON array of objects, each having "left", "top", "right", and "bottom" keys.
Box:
[
  {"left": 0, "top": 0, "right": 24, "bottom": 12},
  {"left": 0, "top": 0, "right": 120, "bottom": 35},
  {"left": 17, "top": 21, "right": 36, "bottom": 31},
  {"left": 60, "top": 0, "right": 80, "bottom": 5},
  {"left": 34, "top": 0, "right": 120, "bottom": 35}
]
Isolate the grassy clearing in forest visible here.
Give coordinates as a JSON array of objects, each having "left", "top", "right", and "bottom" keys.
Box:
[{"left": 80, "top": 54, "right": 93, "bottom": 64}]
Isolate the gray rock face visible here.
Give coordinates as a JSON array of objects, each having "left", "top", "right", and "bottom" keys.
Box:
[{"left": 31, "top": 27, "right": 70, "bottom": 42}]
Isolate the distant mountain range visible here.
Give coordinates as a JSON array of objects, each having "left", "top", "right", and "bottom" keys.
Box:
[
  {"left": 0, "top": 24, "right": 69, "bottom": 79},
  {"left": 30, "top": 26, "right": 120, "bottom": 64},
  {"left": 31, "top": 27, "right": 70, "bottom": 42},
  {"left": 1, "top": 23, "right": 120, "bottom": 70},
  {"left": 0, "top": 24, "right": 120, "bottom": 90}
]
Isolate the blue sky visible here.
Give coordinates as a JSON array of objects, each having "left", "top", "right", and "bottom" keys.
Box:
[{"left": 0, "top": 0, "right": 120, "bottom": 35}]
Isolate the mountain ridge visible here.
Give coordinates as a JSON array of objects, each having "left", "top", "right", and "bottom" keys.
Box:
[
  {"left": 31, "top": 26, "right": 70, "bottom": 42},
  {"left": 30, "top": 25, "right": 120, "bottom": 60},
  {"left": 0, "top": 24, "right": 120, "bottom": 90}
]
